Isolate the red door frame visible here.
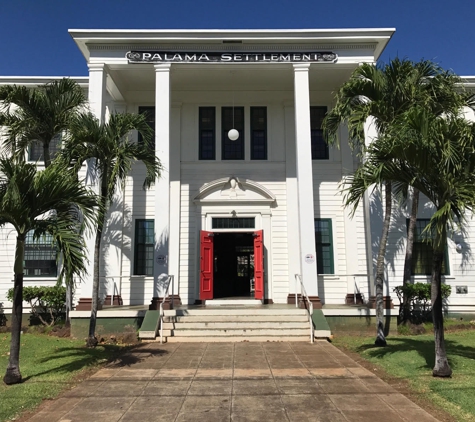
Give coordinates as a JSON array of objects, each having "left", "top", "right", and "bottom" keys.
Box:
[{"left": 199, "top": 231, "right": 214, "bottom": 300}]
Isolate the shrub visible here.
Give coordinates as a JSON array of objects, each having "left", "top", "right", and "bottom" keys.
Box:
[
  {"left": 394, "top": 282, "right": 451, "bottom": 324},
  {"left": 7, "top": 285, "right": 66, "bottom": 326}
]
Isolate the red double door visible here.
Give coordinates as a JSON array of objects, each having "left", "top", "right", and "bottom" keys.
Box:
[{"left": 200, "top": 230, "right": 264, "bottom": 300}]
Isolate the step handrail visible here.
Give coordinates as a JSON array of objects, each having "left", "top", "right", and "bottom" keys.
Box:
[
  {"left": 294, "top": 274, "right": 314, "bottom": 343},
  {"left": 159, "top": 274, "right": 174, "bottom": 344}
]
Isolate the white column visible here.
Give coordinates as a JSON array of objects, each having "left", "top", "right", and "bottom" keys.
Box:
[
  {"left": 293, "top": 64, "right": 318, "bottom": 297},
  {"left": 154, "top": 64, "right": 171, "bottom": 296},
  {"left": 76, "top": 63, "right": 107, "bottom": 305},
  {"left": 169, "top": 103, "right": 181, "bottom": 301}
]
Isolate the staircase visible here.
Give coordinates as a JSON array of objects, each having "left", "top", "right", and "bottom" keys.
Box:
[{"left": 157, "top": 306, "right": 322, "bottom": 342}]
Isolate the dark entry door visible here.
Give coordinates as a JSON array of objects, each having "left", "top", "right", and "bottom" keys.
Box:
[
  {"left": 253, "top": 230, "right": 264, "bottom": 300},
  {"left": 200, "top": 231, "right": 214, "bottom": 300}
]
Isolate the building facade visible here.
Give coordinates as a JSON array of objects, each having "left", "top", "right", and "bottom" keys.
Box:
[{"left": 1, "top": 28, "right": 475, "bottom": 318}]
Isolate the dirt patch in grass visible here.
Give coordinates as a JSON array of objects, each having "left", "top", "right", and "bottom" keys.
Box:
[{"left": 336, "top": 343, "right": 456, "bottom": 422}]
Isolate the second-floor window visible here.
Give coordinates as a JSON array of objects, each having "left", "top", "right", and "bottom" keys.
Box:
[
  {"left": 222, "top": 107, "right": 244, "bottom": 160},
  {"left": 251, "top": 107, "right": 267, "bottom": 160},
  {"left": 199, "top": 107, "right": 216, "bottom": 160},
  {"left": 310, "top": 106, "right": 328, "bottom": 160},
  {"left": 138, "top": 106, "right": 155, "bottom": 152},
  {"left": 28, "top": 134, "right": 61, "bottom": 162}
]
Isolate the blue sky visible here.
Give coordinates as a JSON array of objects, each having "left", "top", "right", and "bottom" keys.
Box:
[{"left": 1, "top": 0, "right": 473, "bottom": 76}]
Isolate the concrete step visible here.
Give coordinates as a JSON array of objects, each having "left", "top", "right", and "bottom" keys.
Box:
[
  {"left": 164, "top": 308, "right": 308, "bottom": 317},
  {"left": 167, "top": 328, "right": 311, "bottom": 337},
  {"left": 162, "top": 321, "right": 309, "bottom": 330},
  {"left": 163, "top": 335, "right": 312, "bottom": 343},
  {"left": 164, "top": 315, "right": 309, "bottom": 323}
]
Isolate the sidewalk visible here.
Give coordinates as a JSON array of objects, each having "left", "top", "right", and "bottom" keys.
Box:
[{"left": 27, "top": 341, "right": 439, "bottom": 422}]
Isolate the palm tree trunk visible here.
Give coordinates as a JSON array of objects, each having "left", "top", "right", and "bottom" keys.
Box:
[
  {"left": 375, "top": 182, "right": 392, "bottom": 347},
  {"left": 65, "top": 282, "right": 72, "bottom": 328},
  {"left": 86, "top": 192, "right": 107, "bottom": 348},
  {"left": 400, "top": 188, "right": 419, "bottom": 324},
  {"left": 43, "top": 141, "right": 52, "bottom": 168},
  {"left": 3, "top": 234, "right": 25, "bottom": 385},
  {"left": 432, "top": 224, "right": 451, "bottom": 377}
]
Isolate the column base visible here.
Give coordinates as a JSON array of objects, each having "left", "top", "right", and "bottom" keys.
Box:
[
  {"left": 287, "top": 294, "right": 322, "bottom": 309},
  {"left": 75, "top": 298, "right": 103, "bottom": 311},
  {"left": 368, "top": 296, "right": 394, "bottom": 309},
  {"left": 149, "top": 295, "right": 182, "bottom": 310},
  {"left": 263, "top": 298, "right": 274, "bottom": 304},
  {"left": 345, "top": 294, "right": 365, "bottom": 305},
  {"left": 103, "top": 295, "right": 123, "bottom": 307}
]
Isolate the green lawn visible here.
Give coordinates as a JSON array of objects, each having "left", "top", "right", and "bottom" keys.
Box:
[
  {"left": 0, "top": 332, "right": 127, "bottom": 422},
  {"left": 333, "top": 329, "right": 475, "bottom": 422}
]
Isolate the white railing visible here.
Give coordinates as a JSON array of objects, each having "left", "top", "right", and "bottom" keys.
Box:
[
  {"left": 294, "top": 274, "right": 314, "bottom": 343},
  {"left": 160, "top": 275, "right": 174, "bottom": 344}
]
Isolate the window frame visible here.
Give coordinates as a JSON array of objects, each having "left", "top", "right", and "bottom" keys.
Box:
[
  {"left": 310, "top": 106, "right": 329, "bottom": 160},
  {"left": 314, "top": 218, "right": 334, "bottom": 274},
  {"left": 199, "top": 106, "right": 216, "bottom": 160},
  {"left": 250, "top": 106, "right": 267, "bottom": 160},
  {"left": 24, "top": 231, "right": 58, "bottom": 277},
  {"left": 138, "top": 106, "right": 155, "bottom": 152},
  {"left": 134, "top": 219, "right": 155, "bottom": 276},
  {"left": 409, "top": 218, "right": 450, "bottom": 276},
  {"left": 221, "top": 106, "right": 245, "bottom": 160}
]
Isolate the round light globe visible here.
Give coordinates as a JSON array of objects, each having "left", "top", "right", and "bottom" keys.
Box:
[{"left": 228, "top": 129, "right": 239, "bottom": 141}]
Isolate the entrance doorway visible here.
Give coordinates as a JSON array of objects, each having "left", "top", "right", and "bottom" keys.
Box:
[
  {"left": 214, "top": 233, "right": 254, "bottom": 298},
  {"left": 200, "top": 230, "right": 264, "bottom": 300}
]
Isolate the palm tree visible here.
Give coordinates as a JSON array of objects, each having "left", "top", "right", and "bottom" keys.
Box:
[
  {"left": 346, "top": 107, "right": 475, "bottom": 376},
  {"left": 0, "top": 78, "right": 86, "bottom": 166},
  {"left": 322, "top": 58, "right": 468, "bottom": 343},
  {"left": 0, "top": 78, "right": 87, "bottom": 326},
  {"left": 62, "top": 112, "right": 162, "bottom": 347},
  {"left": 1, "top": 158, "right": 97, "bottom": 385}
]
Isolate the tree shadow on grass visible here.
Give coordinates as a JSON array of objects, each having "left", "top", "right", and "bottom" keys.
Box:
[
  {"left": 22, "top": 344, "right": 169, "bottom": 382},
  {"left": 355, "top": 337, "right": 475, "bottom": 371}
]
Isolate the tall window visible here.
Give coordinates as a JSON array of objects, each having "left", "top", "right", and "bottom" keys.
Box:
[
  {"left": 310, "top": 106, "right": 328, "bottom": 160},
  {"left": 138, "top": 106, "right": 155, "bottom": 152},
  {"left": 222, "top": 107, "right": 244, "bottom": 160},
  {"left": 315, "top": 219, "right": 334, "bottom": 274},
  {"left": 199, "top": 107, "right": 216, "bottom": 160},
  {"left": 251, "top": 107, "right": 267, "bottom": 160},
  {"left": 28, "top": 134, "right": 61, "bottom": 162},
  {"left": 24, "top": 232, "right": 57, "bottom": 277},
  {"left": 411, "top": 219, "right": 449, "bottom": 275},
  {"left": 134, "top": 219, "right": 154, "bottom": 276}
]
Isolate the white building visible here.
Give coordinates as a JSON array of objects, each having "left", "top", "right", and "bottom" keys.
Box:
[{"left": 1, "top": 28, "right": 475, "bottom": 330}]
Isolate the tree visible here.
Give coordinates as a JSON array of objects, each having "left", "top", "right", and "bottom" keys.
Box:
[
  {"left": 1, "top": 158, "right": 97, "bottom": 384},
  {"left": 0, "top": 78, "right": 87, "bottom": 326},
  {"left": 62, "top": 112, "right": 162, "bottom": 347},
  {"left": 322, "top": 58, "right": 468, "bottom": 343},
  {"left": 346, "top": 108, "right": 475, "bottom": 376}
]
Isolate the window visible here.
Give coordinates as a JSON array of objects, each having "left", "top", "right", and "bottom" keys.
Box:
[
  {"left": 212, "top": 218, "right": 255, "bottom": 229},
  {"left": 28, "top": 134, "right": 61, "bottom": 162},
  {"left": 310, "top": 106, "right": 328, "bottom": 160},
  {"left": 134, "top": 220, "right": 154, "bottom": 276},
  {"left": 222, "top": 107, "right": 244, "bottom": 160},
  {"left": 251, "top": 107, "right": 267, "bottom": 160},
  {"left": 24, "top": 232, "right": 57, "bottom": 277},
  {"left": 138, "top": 106, "right": 155, "bottom": 152},
  {"left": 315, "top": 219, "right": 334, "bottom": 274},
  {"left": 411, "top": 219, "right": 449, "bottom": 275},
  {"left": 199, "top": 107, "right": 216, "bottom": 160}
]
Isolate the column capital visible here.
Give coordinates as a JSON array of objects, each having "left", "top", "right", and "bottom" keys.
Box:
[
  {"left": 293, "top": 63, "right": 311, "bottom": 72},
  {"left": 154, "top": 63, "right": 172, "bottom": 72},
  {"left": 88, "top": 62, "right": 107, "bottom": 72}
]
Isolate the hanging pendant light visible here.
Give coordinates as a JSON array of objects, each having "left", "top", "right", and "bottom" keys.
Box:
[{"left": 228, "top": 71, "right": 239, "bottom": 141}]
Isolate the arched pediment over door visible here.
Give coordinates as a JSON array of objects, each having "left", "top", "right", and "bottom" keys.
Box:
[{"left": 193, "top": 176, "right": 276, "bottom": 206}]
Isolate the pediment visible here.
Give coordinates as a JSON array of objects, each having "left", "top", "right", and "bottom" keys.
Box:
[{"left": 193, "top": 176, "right": 276, "bottom": 204}]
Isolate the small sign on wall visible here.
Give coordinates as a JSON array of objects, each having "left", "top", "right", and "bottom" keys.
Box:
[
  {"left": 156, "top": 255, "right": 167, "bottom": 265},
  {"left": 305, "top": 254, "right": 315, "bottom": 264}
]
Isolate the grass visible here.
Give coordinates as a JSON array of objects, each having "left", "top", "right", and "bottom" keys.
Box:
[
  {"left": 333, "top": 328, "right": 475, "bottom": 422},
  {"left": 0, "top": 331, "right": 128, "bottom": 422}
]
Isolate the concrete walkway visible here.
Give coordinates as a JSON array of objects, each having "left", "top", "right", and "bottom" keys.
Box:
[{"left": 27, "top": 341, "right": 439, "bottom": 422}]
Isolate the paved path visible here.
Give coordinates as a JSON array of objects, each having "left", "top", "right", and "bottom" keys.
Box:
[{"left": 27, "top": 341, "right": 439, "bottom": 422}]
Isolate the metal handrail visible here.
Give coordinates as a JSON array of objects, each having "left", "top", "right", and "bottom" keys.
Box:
[
  {"left": 294, "top": 274, "right": 314, "bottom": 343},
  {"left": 160, "top": 275, "right": 174, "bottom": 344}
]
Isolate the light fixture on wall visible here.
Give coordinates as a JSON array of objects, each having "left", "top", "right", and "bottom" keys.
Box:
[
  {"left": 228, "top": 71, "right": 239, "bottom": 141},
  {"left": 456, "top": 243, "right": 463, "bottom": 253}
]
